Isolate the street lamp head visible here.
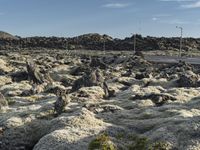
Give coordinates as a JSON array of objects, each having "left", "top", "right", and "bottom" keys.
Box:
[{"left": 176, "top": 26, "right": 183, "bottom": 30}]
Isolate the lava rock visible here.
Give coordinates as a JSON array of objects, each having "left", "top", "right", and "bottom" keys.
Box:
[
  {"left": 90, "top": 57, "right": 108, "bottom": 69},
  {"left": 177, "top": 72, "right": 199, "bottom": 87},
  {"left": 131, "top": 93, "right": 177, "bottom": 106},
  {"left": 71, "top": 68, "right": 115, "bottom": 99},
  {"left": 26, "top": 59, "right": 44, "bottom": 84},
  {"left": 9, "top": 71, "right": 28, "bottom": 82},
  {"left": 0, "top": 92, "right": 7, "bottom": 110},
  {"left": 54, "top": 89, "right": 71, "bottom": 115}
]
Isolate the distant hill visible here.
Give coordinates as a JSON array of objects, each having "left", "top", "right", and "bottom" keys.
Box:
[
  {"left": 77, "top": 33, "right": 113, "bottom": 42},
  {"left": 0, "top": 32, "right": 200, "bottom": 51},
  {"left": 0, "top": 31, "right": 18, "bottom": 40}
]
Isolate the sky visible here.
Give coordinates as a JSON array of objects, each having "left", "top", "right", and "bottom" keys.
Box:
[{"left": 0, "top": 0, "right": 200, "bottom": 38}]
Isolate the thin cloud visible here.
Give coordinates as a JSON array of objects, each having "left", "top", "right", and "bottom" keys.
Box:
[
  {"left": 161, "top": 19, "right": 190, "bottom": 24},
  {"left": 102, "top": 3, "right": 131, "bottom": 9},
  {"left": 181, "top": 0, "right": 200, "bottom": 8},
  {"left": 154, "top": 14, "right": 171, "bottom": 17},
  {"left": 152, "top": 17, "right": 158, "bottom": 21},
  {"left": 152, "top": 14, "right": 171, "bottom": 22}
]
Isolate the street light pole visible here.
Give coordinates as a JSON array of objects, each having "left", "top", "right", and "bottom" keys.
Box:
[{"left": 176, "top": 26, "right": 183, "bottom": 58}]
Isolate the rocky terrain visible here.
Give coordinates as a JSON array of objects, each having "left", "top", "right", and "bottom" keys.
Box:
[
  {"left": 0, "top": 31, "right": 200, "bottom": 51},
  {"left": 0, "top": 49, "right": 200, "bottom": 150}
]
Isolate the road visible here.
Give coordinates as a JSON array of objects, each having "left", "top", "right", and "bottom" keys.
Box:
[{"left": 145, "top": 55, "right": 200, "bottom": 65}]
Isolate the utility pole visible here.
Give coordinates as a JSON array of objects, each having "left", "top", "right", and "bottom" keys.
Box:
[
  {"left": 76, "top": 36, "right": 78, "bottom": 55},
  {"left": 131, "top": 33, "right": 136, "bottom": 54},
  {"left": 176, "top": 26, "right": 183, "bottom": 58},
  {"left": 66, "top": 39, "right": 68, "bottom": 51},
  {"left": 134, "top": 34, "right": 136, "bottom": 54},
  {"left": 103, "top": 38, "right": 106, "bottom": 55}
]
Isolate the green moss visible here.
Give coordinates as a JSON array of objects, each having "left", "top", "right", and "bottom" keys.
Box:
[
  {"left": 36, "top": 109, "right": 55, "bottom": 120},
  {"left": 128, "top": 137, "right": 149, "bottom": 150},
  {"left": 29, "top": 95, "right": 40, "bottom": 101},
  {"left": 140, "top": 113, "right": 153, "bottom": 119},
  {"left": 88, "top": 133, "right": 116, "bottom": 150},
  {"left": 149, "top": 141, "right": 171, "bottom": 150},
  {"left": 6, "top": 98, "right": 15, "bottom": 105},
  {"left": 89, "top": 132, "right": 170, "bottom": 150},
  {"left": 116, "top": 132, "right": 126, "bottom": 140},
  {"left": 127, "top": 134, "right": 139, "bottom": 141}
]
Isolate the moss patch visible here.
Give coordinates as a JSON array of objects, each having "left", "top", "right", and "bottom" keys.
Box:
[
  {"left": 88, "top": 133, "right": 116, "bottom": 150},
  {"left": 149, "top": 141, "right": 171, "bottom": 150},
  {"left": 7, "top": 98, "right": 15, "bottom": 105},
  {"left": 128, "top": 137, "right": 149, "bottom": 150}
]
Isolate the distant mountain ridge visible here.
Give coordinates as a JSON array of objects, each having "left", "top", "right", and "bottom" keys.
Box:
[
  {"left": 0, "top": 31, "right": 18, "bottom": 40},
  {"left": 0, "top": 31, "right": 200, "bottom": 51}
]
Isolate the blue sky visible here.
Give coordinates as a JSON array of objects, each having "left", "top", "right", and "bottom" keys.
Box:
[{"left": 0, "top": 0, "right": 200, "bottom": 38}]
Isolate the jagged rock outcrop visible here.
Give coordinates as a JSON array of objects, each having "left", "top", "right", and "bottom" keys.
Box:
[
  {"left": 71, "top": 69, "right": 114, "bottom": 98},
  {"left": 54, "top": 89, "right": 71, "bottom": 115},
  {"left": 26, "top": 59, "right": 44, "bottom": 84},
  {"left": 177, "top": 71, "right": 200, "bottom": 87}
]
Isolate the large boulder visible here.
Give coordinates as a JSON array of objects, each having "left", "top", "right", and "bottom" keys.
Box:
[
  {"left": 71, "top": 69, "right": 114, "bottom": 99},
  {"left": 71, "top": 69, "right": 104, "bottom": 92},
  {"left": 177, "top": 71, "right": 200, "bottom": 87},
  {"left": 33, "top": 108, "right": 111, "bottom": 150},
  {"left": 0, "top": 119, "right": 50, "bottom": 150}
]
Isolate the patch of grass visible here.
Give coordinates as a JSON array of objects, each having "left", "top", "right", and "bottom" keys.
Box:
[
  {"left": 29, "top": 95, "right": 40, "bottom": 101},
  {"left": 149, "top": 141, "right": 171, "bottom": 150},
  {"left": 128, "top": 134, "right": 140, "bottom": 141},
  {"left": 36, "top": 109, "right": 55, "bottom": 120},
  {"left": 116, "top": 132, "right": 126, "bottom": 140},
  {"left": 127, "top": 134, "right": 171, "bottom": 150},
  {"left": 140, "top": 113, "right": 153, "bottom": 119},
  {"left": 6, "top": 98, "right": 15, "bottom": 105},
  {"left": 128, "top": 137, "right": 149, "bottom": 150},
  {"left": 88, "top": 132, "right": 171, "bottom": 150},
  {"left": 88, "top": 133, "right": 116, "bottom": 150}
]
